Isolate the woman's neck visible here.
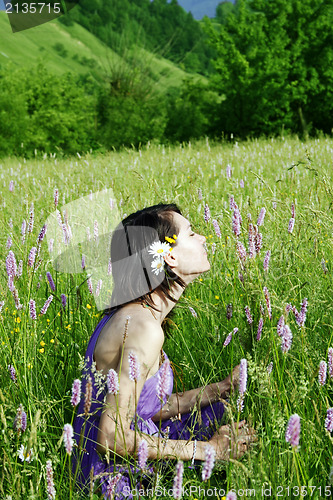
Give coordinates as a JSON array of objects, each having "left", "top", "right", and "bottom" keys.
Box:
[{"left": 145, "top": 281, "right": 186, "bottom": 325}]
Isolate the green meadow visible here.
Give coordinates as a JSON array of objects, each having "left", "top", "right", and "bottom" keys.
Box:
[{"left": 1, "top": 135, "right": 333, "bottom": 498}]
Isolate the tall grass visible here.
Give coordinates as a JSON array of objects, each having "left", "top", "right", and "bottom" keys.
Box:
[{"left": 1, "top": 136, "right": 333, "bottom": 499}]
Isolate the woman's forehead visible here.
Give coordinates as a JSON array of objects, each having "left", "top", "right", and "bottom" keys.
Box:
[{"left": 173, "top": 212, "right": 191, "bottom": 231}]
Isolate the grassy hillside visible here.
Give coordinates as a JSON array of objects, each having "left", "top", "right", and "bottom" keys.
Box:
[{"left": 0, "top": 11, "right": 199, "bottom": 91}]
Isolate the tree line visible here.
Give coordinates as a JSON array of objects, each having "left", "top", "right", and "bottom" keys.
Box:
[{"left": 1, "top": 0, "right": 332, "bottom": 158}]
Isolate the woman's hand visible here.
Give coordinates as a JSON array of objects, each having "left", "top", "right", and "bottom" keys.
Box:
[{"left": 208, "top": 420, "right": 257, "bottom": 460}]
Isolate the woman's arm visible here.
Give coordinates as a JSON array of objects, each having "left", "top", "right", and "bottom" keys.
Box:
[{"left": 151, "top": 365, "right": 240, "bottom": 422}]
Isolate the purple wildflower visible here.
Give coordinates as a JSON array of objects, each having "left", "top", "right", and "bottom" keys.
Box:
[
  {"left": 61, "top": 294, "right": 67, "bottom": 308},
  {"left": 226, "top": 164, "right": 231, "bottom": 179},
  {"left": 29, "top": 299, "right": 37, "bottom": 320},
  {"left": 291, "top": 203, "right": 295, "bottom": 218},
  {"left": 255, "top": 231, "right": 263, "bottom": 254},
  {"left": 8, "top": 276, "right": 15, "bottom": 292},
  {"left": 0, "top": 300, "right": 4, "bottom": 313},
  {"left": 21, "top": 219, "right": 26, "bottom": 244},
  {"left": 12, "top": 288, "right": 23, "bottom": 310},
  {"left": 263, "top": 250, "right": 271, "bottom": 271},
  {"left": 239, "top": 358, "right": 247, "bottom": 396},
  {"left": 285, "top": 303, "right": 292, "bottom": 314},
  {"left": 108, "top": 258, "right": 112, "bottom": 275},
  {"left": 54, "top": 188, "right": 59, "bottom": 208},
  {"left": 46, "top": 272, "right": 56, "bottom": 292},
  {"left": 28, "top": 203, "right": 34, "bottom": 234},
  {"left": 257, "top": 207, "right": 266, "bottom": 227},
  {"left": 157, "top": 359, "right": 172, "bottom": 402},
  {"left": 226, "top": 493, "right": 237, "bottom": 500},
  {"left": 202, "top": 445, "right": 216, "bottom": 481},
  {"left": 128, "top": 352, "right": 140, "bottom": 381},
  {"left": 232, "top": 208, "right": 241, "bottom": 237},
  {"left": 288, "top": 218, "right": 295, "bottom": 234},
  {"left": 9, "top": 180, "right": 14, "bottom": 191},
  {"left": 40, "top": 295, "right": 53, "bottom": 315},
  {"left": 94, "top": 220, "right": 99, "bottom": 241},
  {"left": 240, "top": 179, "right": 244, "bottom": 188},
  {"left": 245, "top": 306, "right": 253, "bottom": 324},
  {"left": 6, "top": 250, "right": 17, "bottom": 278},
  {"left": 14, "top": 404, "right": 27, "bottom": 433},
  {"left": 223, "top": 333, "right": 233, "bottom": 347},
  {"left": 95, "top": 279, "right": 102, "bottom": 297},
  {"left": 71, "top": 379, "right": 81, "bottom": 406},
  {"left": 319, "top": 360, "right": 327, "bottom": 386},
  {"left": 277, "top": 315, "right": 285, "bottom": 337},
  {"left": 224, "top": 327, "right": 238, "bottom": 347},
  {"left": 107, "top": 369, "right": 119, "bottom": 395},
  {"left": 63, "top": 423, "right": 74, "bottom": 455},
  {"left": 236, "top": 241, "right": 247, "bottom": 263},
  {"left": 204, "top": 204, "right": 211, "bottom": 223},
  {"left": 272, "top": 202, "right": 277, "bottom": 210},
  {"left": 46, "top": 459, "right": 56, "bottom": 500},
  {"left": 299, "top": 298, "right": 308, "bottom": 327},
  {"left": 281, "top": 324, "right": 293, "bottom": 353},
  {"left": 84, "top": 376, "right": 92, "bottom": 416},
  {"left": 325, "top": 408, "right": 333, "bottom": 433},
  {"left": 28, "top": 246, "right": 37, "bottom": 268},
  {"left": 104, "top": 474, "right": 122, "bottom": 499},
  {"left": 248, "top": 224, "right": 256, "bottom": 259},
  {"left": 37, "top": 224, "right": 47, "bottom": 245},
  {"left": 212, "top": 219, "right": 221, "bottom": 238},
  {"left": 87, "top": 277, "right": 93, "bottom": 295},
  {"left": 328, "top": 347, "right": 333, "bottom": 378},
  {"left": 82, "top": 254, "right": 86, "bottom": 270},
  {"left": 226, "top": 303, "right": 233, "bottom": 320},
  {"left": 263, "top": 287, "right": 272, "bottom": 320},
  {"left": 17, "top": 260, "right": 23, "bottom": 278},
  {"left": 138, "top": 439, "right": 148, "bottom": 470},
  {"left": 198, "top": 188, "right": 203, "bottom": 200},
  {"left": 238, "top": 272, "right": 244, "bottom": 284},
  {"left": 6, "top": 235, "right": 12, "bottom": 249},
  {"left": 257, "top": 317, "right": 263, "bottom": 341},
  {"left": 8, "top": 364, "right": 16, "bottom": 382},
  {"left": 173, "top": 460, "right": 184, "bottom": 499},
  {"left": 285, "top": 414, "right": 301, "bottom": 448},
  {"left": 229, "top": 196, "right": 236, "bottom": 211}
]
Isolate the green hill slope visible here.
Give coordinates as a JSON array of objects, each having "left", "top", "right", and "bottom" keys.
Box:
[{"left": 0, "top": 11, "right": 198, "bottom": 91}]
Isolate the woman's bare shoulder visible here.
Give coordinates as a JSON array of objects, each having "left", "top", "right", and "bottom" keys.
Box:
[{"left": 94, "top": 305, "right": 163, "bottom": 374}]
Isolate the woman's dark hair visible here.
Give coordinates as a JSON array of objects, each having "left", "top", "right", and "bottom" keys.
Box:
[{"left": 103, "top": 203, "right": 187, "bottom": 316}]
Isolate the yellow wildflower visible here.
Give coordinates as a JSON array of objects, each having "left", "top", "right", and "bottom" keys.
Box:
[
  {"left": 50, "top": 339, "right": 55, "bottom": 343},
  {"left": 39, "top": 348, "right": 44, "bottom": 354},
  {"left": 40, "top": 340, "right": 46, "bottom": 347},
  {"left": 86, "top": 304, "right": 91, "bottom": 309}
]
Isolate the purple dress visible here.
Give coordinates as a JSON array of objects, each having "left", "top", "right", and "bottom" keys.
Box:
[{"left": 72, "top": 309, "right": 225, "bottom": 498}]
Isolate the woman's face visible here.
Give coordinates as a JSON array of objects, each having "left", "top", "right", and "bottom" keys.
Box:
[{"left": 165, "top": 212, "right": 211, "bottom": 282}]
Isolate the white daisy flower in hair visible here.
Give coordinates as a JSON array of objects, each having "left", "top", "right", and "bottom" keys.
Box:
[
  {"left": 151, "top": 258, "right": 165, "bottom": 275},
  {"left": 148, "top": 241, "right": 172, "bottom": 259}
]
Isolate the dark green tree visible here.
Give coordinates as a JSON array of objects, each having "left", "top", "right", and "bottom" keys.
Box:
[{"left": 205, "top": 0, "right": 333, "bottom": 138}]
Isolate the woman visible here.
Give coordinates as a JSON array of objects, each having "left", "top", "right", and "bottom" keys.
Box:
[{"left": 72, "top": 203, "right": 255, "bottom": 498}]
